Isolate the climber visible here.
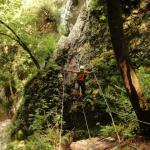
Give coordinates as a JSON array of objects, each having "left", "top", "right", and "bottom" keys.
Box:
[{"left": 66, "top": 65, "right": 91, "bottom": 97}]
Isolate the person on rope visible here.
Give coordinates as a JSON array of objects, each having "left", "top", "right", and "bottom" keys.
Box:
[{"left": 66, "top": 65, "right": 91, "bottom": 97}]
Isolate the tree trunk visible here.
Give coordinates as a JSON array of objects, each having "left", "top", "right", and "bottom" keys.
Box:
[{"left": 106, "top": 0, "right": 150, "bottom": 135}]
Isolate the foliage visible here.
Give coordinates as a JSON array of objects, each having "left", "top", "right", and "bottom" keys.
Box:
[
  {"left": 58, "top": 24, "right": 70, "bottom": 36},
  {"left": 99, "top": 123, "right": 138, "bottom": 138},
  {"left": 0, "top": 0, "right": 59, "bottom": 68},
  {"left": 89, "top": 0, "right": 107, "bottom": 23},
  {"left": 121, "top": 0, "right": 140, "bottom": 15},
  {"left": 2, "top": 0, "right": 150, "bottom": 149},
  {"left": 87, "top": 48, "right": 140, "bottom": 138},
  {"left": 99, "top": 125, "right": 114, "bottom": 137},
  {"left": 8, "top": 127, "right": 72, "bottom": 150},
  {"left": 10, "top": 65, "right": 62, "bottom": 138},
  {"left": 125, "top": 8, "right": 150, "bottom": 68},
  {"left": 138, "top": 67, "right": 150, "bottom": 105},
  {"left": 0, "top": 0, "right": 60, "bottom": 116}
]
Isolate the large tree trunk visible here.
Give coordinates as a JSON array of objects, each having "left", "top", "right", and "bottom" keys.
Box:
[{"left": 106, "top": 0, "right": 150, "bottom": 135}]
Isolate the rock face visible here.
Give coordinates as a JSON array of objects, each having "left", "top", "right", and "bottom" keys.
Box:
[
  {"left": 55, "top": 5, "right": 90, "bottom": 67},
  {"left": 0, "top": 119, "right": 11, "bottom": 150},
  {"left": 55, "top": 0, "right": 110, "bottom": 70},
  {"left": 60, "top": 0, "right": 84, "bottom": 25},
  {"left": 70, "top": 137, "right": 116, "bottom": 150},
  {"left": 55, "top": 0, "right": 150, "bottom": 70},
  {"left": 70, "top": 137, "right": 150, "bottom": 150}
]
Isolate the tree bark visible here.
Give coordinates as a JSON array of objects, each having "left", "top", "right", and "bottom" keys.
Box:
[{"left": 106, "top": 0, "right": 150, "bottom": 135}]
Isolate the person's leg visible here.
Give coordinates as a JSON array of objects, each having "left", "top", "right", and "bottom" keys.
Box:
[
  {"left": 76, "top": 81, "right": 81, "bottom": 96},
  {"left": 80, "top": 81, "right": 86, "bottom": 97}
]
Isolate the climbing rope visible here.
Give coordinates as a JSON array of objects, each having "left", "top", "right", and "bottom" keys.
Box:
[
  {"left": 81, "top": 101, "right": 98, "bottom": 149},
  {"left": 92, "top": 70, "right": 121, "bottom": 143},
  {"left": 56, "top": 1, "right": 150, "bottom": 148},
  {"left": 84, "top": 1, "right": 121, "bottom": 140},
  {"left": 75, "top": 56, "right": 92, "bottom": 139},
  {"left": 58, "top": 70, "right": 65, "bottom": 150},
  {"left": 62, "top": 46, "right": 121, "bottom": 144},
  {"left": 81, "top": 96, "right": 91, "bottom": 139}
]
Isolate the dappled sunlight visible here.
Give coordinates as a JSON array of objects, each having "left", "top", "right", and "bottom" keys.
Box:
[
  {"left": 129, "top": 38, "right": 142, "bottom": 48},
  {"left": 0, "top": 0, "right": 150, "bottom": 149},
  {"left": 139, "top": 22, "right": 148, "bottom": 33},
  {"left": 22, "top": 0, "right": 34, "bottom": 6}
]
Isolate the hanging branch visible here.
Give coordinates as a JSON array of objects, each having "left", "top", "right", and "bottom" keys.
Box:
[
  {"left": 0, "top": 19, "right": 40, "bottom": 69},
  {"left": 0, "top": 32, "right": 16, "bottom": 41}
]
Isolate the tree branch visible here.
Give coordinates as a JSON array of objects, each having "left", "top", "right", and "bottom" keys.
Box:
[
  {"left": 0, "top": 32, "right": 16, "bottom": 41},
  {"left": 0, "top": 19, "right": 40, "bottom": 69}
]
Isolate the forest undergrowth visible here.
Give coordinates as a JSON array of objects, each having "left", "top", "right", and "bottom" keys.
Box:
[{"left": 0, "top": 0, "right": 149, "bottom": 149}]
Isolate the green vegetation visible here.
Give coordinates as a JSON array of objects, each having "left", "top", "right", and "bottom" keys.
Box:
[
  {"left": 0, "top": 0, "right": 149, "bottom": 149},
  {"left": 0, "top": 0, "right": 59, "bottom": 118}
]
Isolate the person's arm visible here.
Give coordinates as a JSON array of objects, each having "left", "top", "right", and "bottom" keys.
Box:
[
  {"left": 65, "top": 69, "right": 78, "bottom": 73},
  {"left": 85, "top": 70, "right": 92, "bottom": 74}
]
